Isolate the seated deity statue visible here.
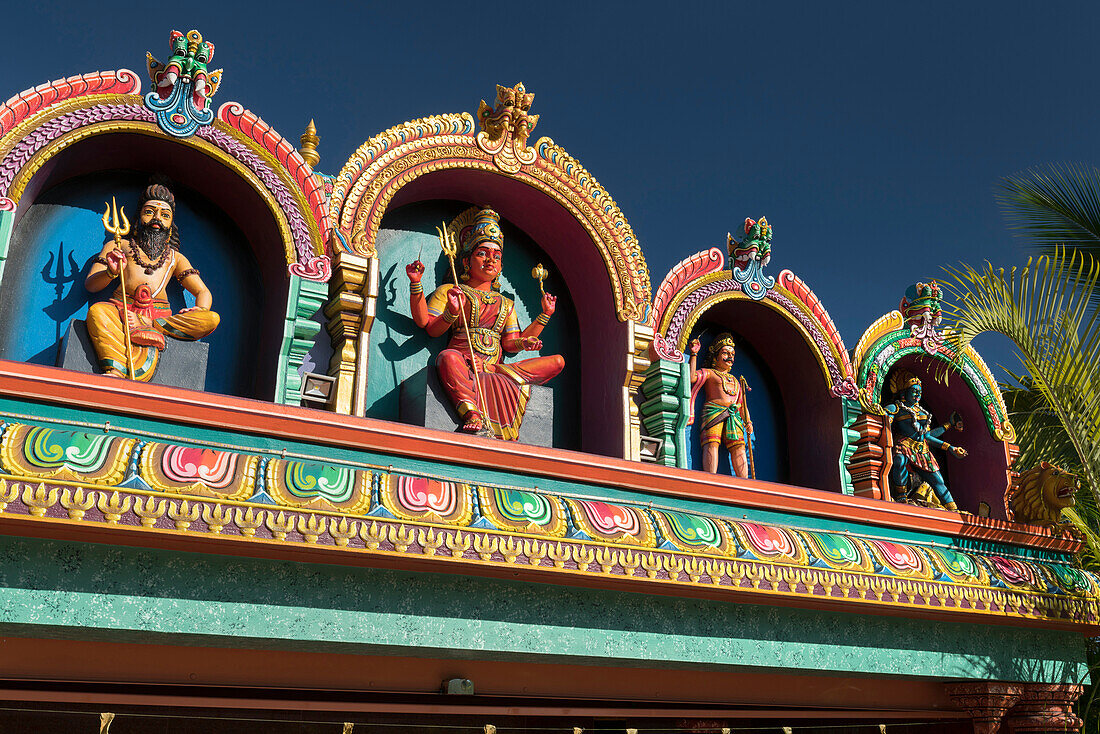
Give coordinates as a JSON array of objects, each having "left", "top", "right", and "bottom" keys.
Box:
[
  {"left": 884, "top": 370, "right": 967, "bottom": 511},
  {"left": 688, "top": 333, "right": 755, "bottom": 478},
  {"left": 83, "top": 181, "right": 220, "bottom": 381},
  {"left": 406, "top": 207, "right": 564, "bottom": 439}
]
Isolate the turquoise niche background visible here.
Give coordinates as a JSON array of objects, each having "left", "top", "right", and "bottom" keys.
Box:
[
  {"left": 685, "top": 325, "right": 788, "bottom": 483},
  {"left": 367, "top": 201, "right": 580, "bottom": 449},
  {"left": 0, "top": 171, "right": 262, "bottom": 397}
]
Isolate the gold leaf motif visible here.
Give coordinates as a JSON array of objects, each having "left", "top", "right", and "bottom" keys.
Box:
[
  {"left": 96, "top": 491, "right": 131, "bottom": 524},
  {"left": 133, "top": 495, "right": 166, "bottom": 527},
  {"left": 446, "top": 530, "right": 470, "bottom": 558},
  {"left": 664, "top": 555, "right": 685, "bottom": 581},
  {"left": 595, "top": 547, "right": 616, "bottom": 574},
  {"left": 234, "top": 507, "right": 263, "bottom": 537},
  {"left": 548, "top": 542, "right": 569, "bottom": 568},
  {"left": 389, "top": 524, "right": 414, "bottom": 552},
  {"left": 265, "top": 510, "right": 295, "bottom": 540},
  {"left": 619, "top": 550, "right": 641, "bottom": 577},
  {"left": 0, "top": 480, "right": 16, "bottom": 512},
  {"left": 22, "top": 483, "right": 58, "bottom": 517},
  {"left": 524, "top": 539, "right": 547, "bottom": 566},
  {"left": 61, "top": 487, "right": 96, "bottom": 521},
  {"left": 202, "top": 503, "right": 233, "bottom": 533},
  {"left": 499, "top": 536, "right": 521, "bottom": 564},
  {"left": 473, "top": 534, "right": 498, "bottom": 561},
  {"left": 641, "top": 553, "right": 662, "bottom": 579},
  {"left": 331, "top": 517, "right": 357, "bottom": 547},
  {"left": 298, "top": 514, "right": 327, "bottom": 543},
  {"left": 572, "top": 545, "right": 595, "bottom": 571},
  {"left": 168, "top": 500, "right": 201, "bottom": 531}
]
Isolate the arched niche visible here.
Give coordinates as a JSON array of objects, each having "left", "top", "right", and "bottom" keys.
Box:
[
  {"left": 680, "top": 296, "right": 842, "bottom": 491},
  {"left": 881, "top": 356, "right": 1012, "bottom": 517},
  {"left": 361, "top": 169, "right": 617, "bottom": 455},
  {"left": 367, "top": 197, "right": 581, "bottom": 449},
  {"left": 645, "top": 252, "right": 856, "bottom": 487},
  {"left": 848, "top": 301, "right": 1015, "bottom": 513},
  {"left": 0, "top": 131, "right": 290, "bottom": 399},
  {"left": 327, "top": 97, "right": 653, "bottom": 458}
]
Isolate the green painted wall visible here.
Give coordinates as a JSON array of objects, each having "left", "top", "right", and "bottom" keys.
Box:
[{"left": 0, "top": 536, "right": 1085, "bottom": 683}]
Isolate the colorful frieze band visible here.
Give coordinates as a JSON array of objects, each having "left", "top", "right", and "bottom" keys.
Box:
[{"left": 0, "top": 418, "right": 1094, "bottom": 627}]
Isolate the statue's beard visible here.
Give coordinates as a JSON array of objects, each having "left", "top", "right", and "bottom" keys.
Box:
[{"left": 132, "top": 221, "right": 171, "bottom": 260}]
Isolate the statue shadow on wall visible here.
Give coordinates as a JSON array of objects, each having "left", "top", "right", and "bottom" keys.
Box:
[
  {"left": 35, "top": 237, "right": 191, "bottom": 368},
  {"left": 375, "top": 261, "right": 435, "bottom": 406},
  {"left": 34, "top": 240, "right": 95, "bottom": 366}
]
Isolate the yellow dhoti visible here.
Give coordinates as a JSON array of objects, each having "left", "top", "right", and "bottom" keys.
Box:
[{"left": 86, "top": 285, "right": 220, "bottom": 381}]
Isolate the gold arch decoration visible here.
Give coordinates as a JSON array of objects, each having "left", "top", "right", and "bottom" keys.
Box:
[
  {"left": 328, "top": 97, "right": 651, "bottom": 322},
  {"left": 850, "top": 308, "right": 1014, "bottom": 442},
  {"left": 0, "top": 92, "right": 325, "bottom": 274},
  {"left": 658, "top": 268, "right": 855, "bottom": 397}
]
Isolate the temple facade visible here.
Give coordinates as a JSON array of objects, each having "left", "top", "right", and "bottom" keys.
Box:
[{"left": 0, "top": 31, "right": 1093, "bottom": 733}]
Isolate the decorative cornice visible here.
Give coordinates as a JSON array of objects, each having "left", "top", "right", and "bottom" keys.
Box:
[
  {"left": 1, "top": 472, "right": 1096, "bottom": 630},
  {"left": 0, "top": 416, "right": 1096, "bottom": 631},
  {"left": 0, "top": 361, "right": 1076, "bottom": 552},
  {"left": 328, "top": 105, "right": 651, "bottom": 321},
  {"left": 658, "top": 268, "right": 852, "bottom": 395},
  {"left": 852, "top": 314, "right": 1014, "bottom": 441}
]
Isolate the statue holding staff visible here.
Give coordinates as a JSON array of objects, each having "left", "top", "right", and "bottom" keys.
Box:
[
  {"left": 406, "top": 207, "right": 564, "bottom": 439},
  {"left": 84, "top": 181, "right": 219, "bottom": 381},
  {"left": 689, "top": 333, "right": 755, "bottom": 477}
]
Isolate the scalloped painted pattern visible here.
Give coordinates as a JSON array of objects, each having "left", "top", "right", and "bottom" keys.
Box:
[
  {"left": 0, "top": 69, "right": 141, "bottom": 140},
  {"left": 651, "top": 247, "right": 724, "bottom": 329},
  {"left": 218, "top": 101, "right": 330, "bottom": 243}
]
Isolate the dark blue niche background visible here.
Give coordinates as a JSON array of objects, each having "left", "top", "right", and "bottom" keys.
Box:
[
  {"left": 685, "top": 325, "right": 788, "bottom": 482},
  {"left": 0, "top": 171, "right": 264, "bottom": 397}
]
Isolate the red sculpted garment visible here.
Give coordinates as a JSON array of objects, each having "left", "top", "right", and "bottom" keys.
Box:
[{"left": 426, "top": 283, "right": 563, "bottom": 440}]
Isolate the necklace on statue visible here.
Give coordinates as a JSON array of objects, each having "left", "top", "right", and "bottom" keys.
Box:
[{"left": 130, "top": 243, "right": 173, "bottom": 275}]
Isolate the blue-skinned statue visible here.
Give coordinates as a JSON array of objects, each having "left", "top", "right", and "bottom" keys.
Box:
[{"left": 885, "top": 370, "right": 967, "bottom": 511}]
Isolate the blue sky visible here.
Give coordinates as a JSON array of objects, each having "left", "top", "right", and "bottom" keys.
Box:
[{"left": 5, "top": 1, "right": 1098, "bottom": 369}]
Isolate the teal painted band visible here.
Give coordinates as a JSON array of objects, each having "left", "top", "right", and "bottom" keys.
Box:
[{"left": 0, "top": 537, "right": 1086, "bottom": 682}]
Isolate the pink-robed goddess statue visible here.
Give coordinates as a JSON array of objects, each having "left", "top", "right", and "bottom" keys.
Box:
[{"left": 405, "top": 207, "right": 564, "bottom": 439}]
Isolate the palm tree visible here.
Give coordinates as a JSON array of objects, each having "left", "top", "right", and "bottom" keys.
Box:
[
  {"left": 942, "top": 249, "right": 1100, "bottom": 566},
  {"left": 1000, "top": 163, "right": 1100, "bottom": 258},
  {"left": 947, "top": 164, "right": 1100, "bottom": 727}
]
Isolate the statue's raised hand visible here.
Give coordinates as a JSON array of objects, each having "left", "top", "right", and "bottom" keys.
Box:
[
  {"left": 541, "top": 293, "right": 557, "bottom": 316},
  {"left": 405, "top": 260, "right": 424, "bottom": 284},
  {"left": 105, "top": 247, "right": 128, "bottom": 277},
  {"left": 446, "top": 286, "right": 467, "bottom": 316},
  {"left": 689, "top": 338, "right": 701, "bottom": 356}
]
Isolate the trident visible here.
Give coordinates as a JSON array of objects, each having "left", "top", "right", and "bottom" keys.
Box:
[
  {"left": 101, "top": 197, "right": 135, "bottom": 380},
  {"left": 436, "top": 222, "right": 492, "bottom": 438}
]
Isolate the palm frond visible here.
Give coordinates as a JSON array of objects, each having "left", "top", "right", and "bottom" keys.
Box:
[
  {"left": 999, "top": 163, "right": 1100, "bottom": 256},
  {"left": 942, "top": 248, "right": 1100, "bottom": 506}
]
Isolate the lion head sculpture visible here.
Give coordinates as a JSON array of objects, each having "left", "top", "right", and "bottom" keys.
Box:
[{"left": 1005, "top": 462, "right": 1079, "bottom": 529}]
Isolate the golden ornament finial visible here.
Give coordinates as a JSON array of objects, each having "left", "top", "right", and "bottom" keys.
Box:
[
  {"left": 531, "top": 263, "right": 548, "bottom": 294},
  {"left": 299, "top": 119, "right": 320, "bottom": 168}
]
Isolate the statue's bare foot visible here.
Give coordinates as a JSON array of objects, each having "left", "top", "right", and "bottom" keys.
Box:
[{"left": 460, "top": 413, "right": 485, "bottom": 434}]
